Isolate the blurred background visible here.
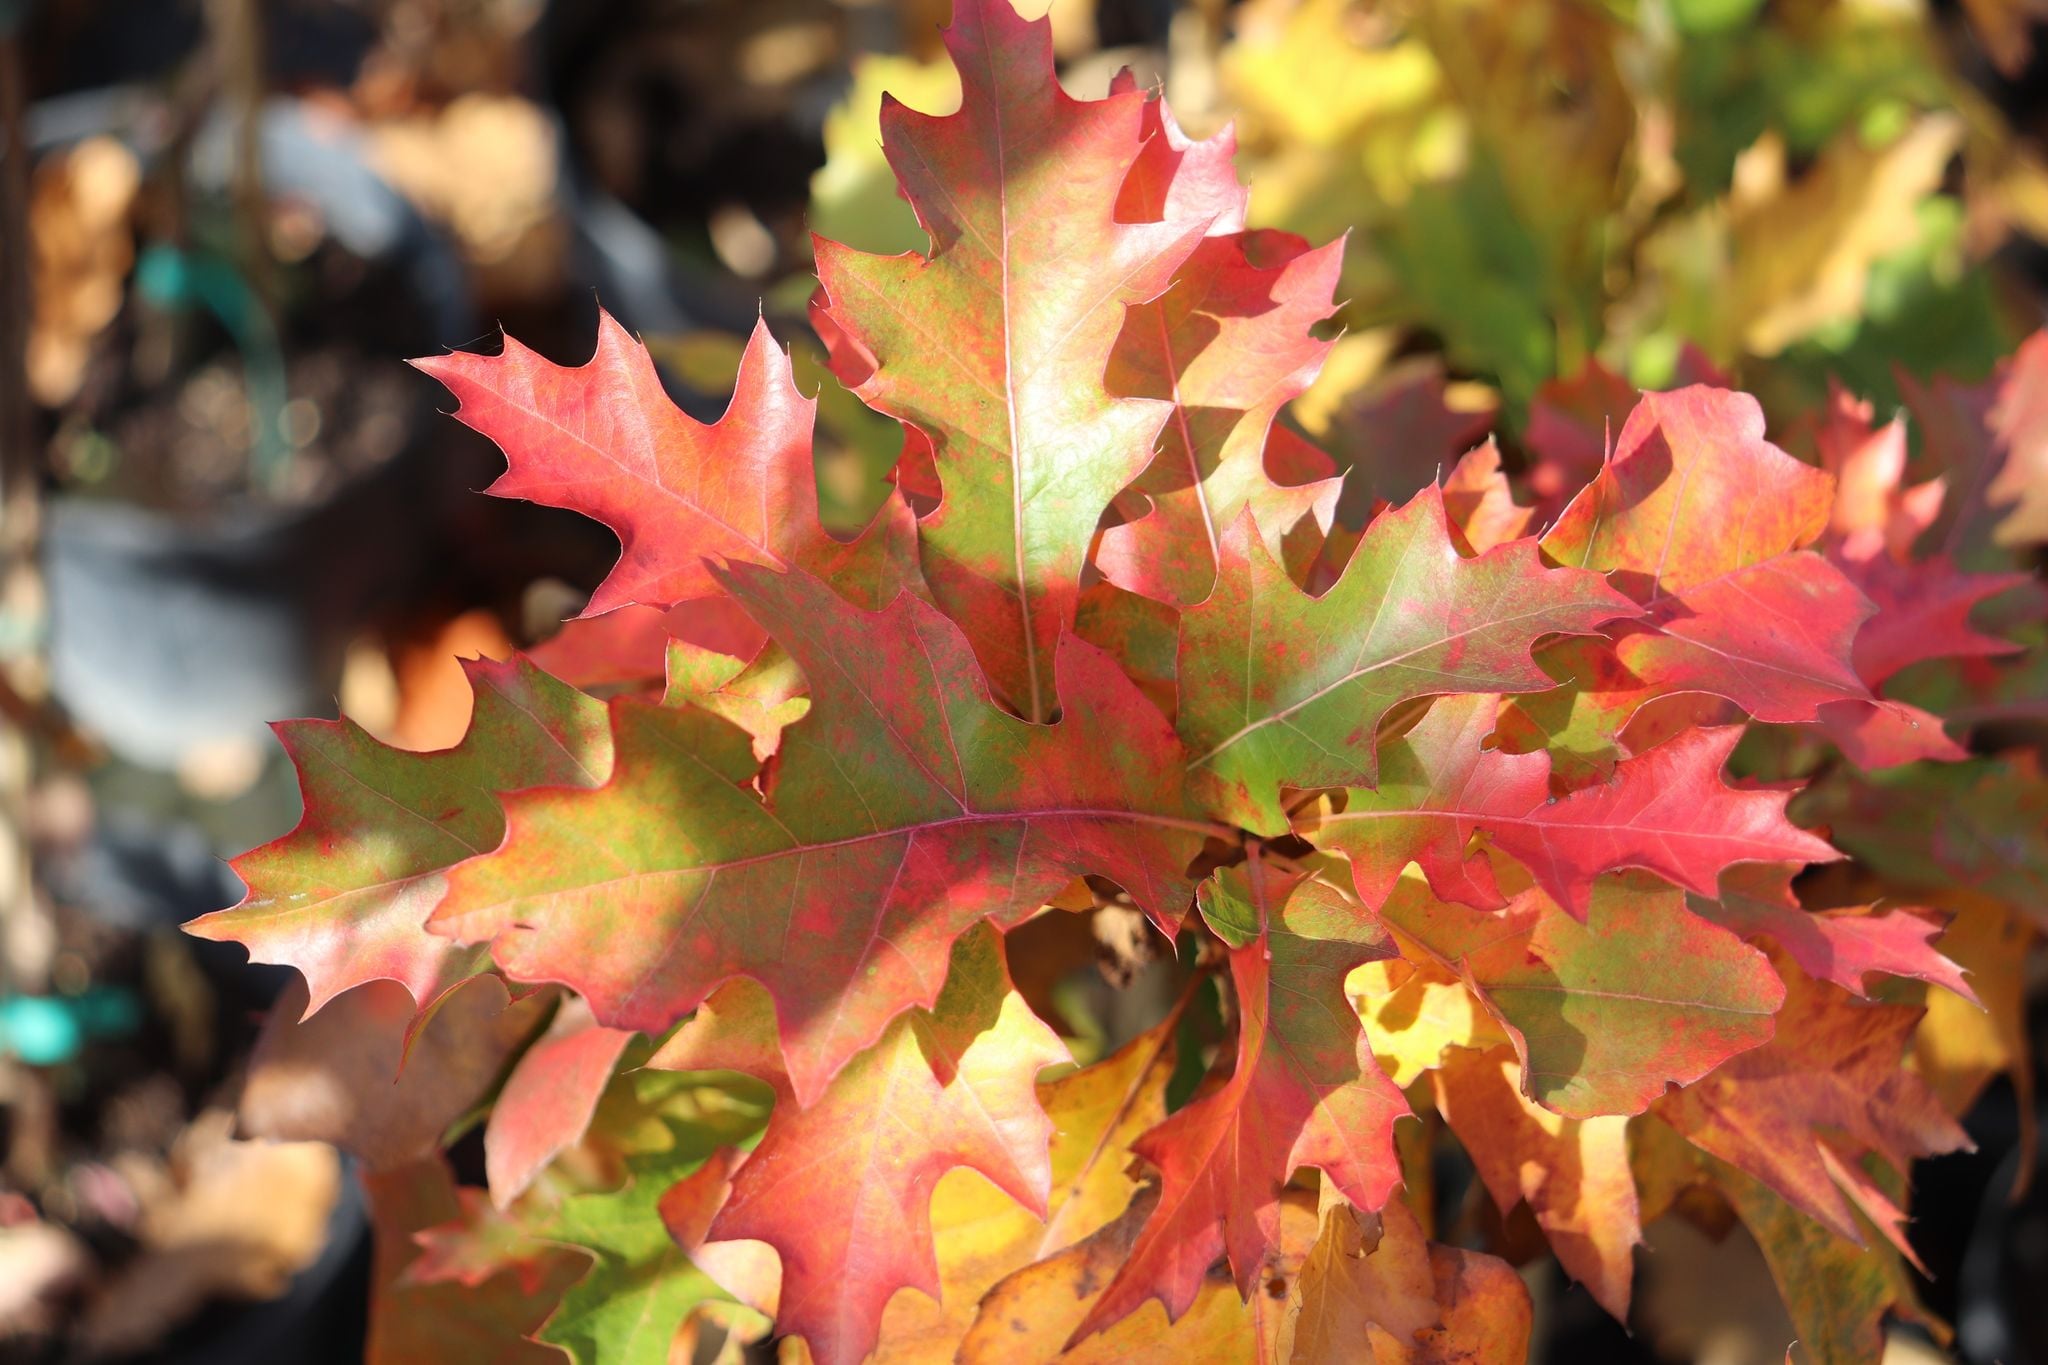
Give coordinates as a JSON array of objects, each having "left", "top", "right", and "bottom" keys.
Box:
[{"left": 0, "top": 0, "right": 2045, "bottom": 1360}]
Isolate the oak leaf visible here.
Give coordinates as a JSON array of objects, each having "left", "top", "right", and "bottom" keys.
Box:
[
  {"left": 414, "top": 315, "right": 915, "bottom": 618},
  {"left": 810, "top": 0, "right": 1208, "bottom": 719},
  {"left": 1072, "top": 866, "right": 1408, "bottom": 1343},
  {"left": 1833, "top": 544, "right": 2026, "bottom": 690},
  {"left": 681, "top": 925, "right": 1068, "bottom": 1365},
  {"left": 187, "top": 657, "right": 611, "bottom": 1034},
  {"left": 1433, "top": 1047, "right": 1640, "bottom": 1319},
  {"left": 1178, "top": 487, "right": 1634, "bottom": 833},
  {"left": 396, "top": 1073, "right": 772, "bottom": 1364},
  {"left": 1439, "top": 441, "right": 1533, "bottom": 556},
  {"left": 1544, "top": 387, "right": 1833, "bottom": 593},
  {"left": 1347, "top": 957, "right": 1505, "bottom": 1089},
  {"left": 1094, "top": 86, "right": 1344, "bottom": 608},
  {"left": 365, "top": 1158, "right": 583, "bottom": 1365},
  {"left": 1515, "top": 388, "right": 1875, "bottom": 774},
  {"left": 1523, "top": 360, "right": 1633, "bottom": 512},
  {"left": 1319, "top": 357, "right": 1498, "bottom": 527},
  {"left": 1281, "top": 1191, "right": 1533, "bottom": 1365},
  {"left": 870, "top": 1000, "right": 1184, "bottom": 1361},
  {"left": 1895, "top": 365, "right": 2016, "bottom": 569},
  {"left": 1716, "top": 1159, "right": 1946, "bottom": 1365},
  {"left": 1308, "top": 692, "right": 1838, "bottom": 916},
  {"left": 1094, "top": 225, "right": 1345, "bottom": 608},
  {"left": 1811, "top": 698, "right": 1969, "bottom": 770},
  {"left": 405, "top": 1187, "right": 566, "bottom": 1296},
  {"left": 1376, "top": 864, "right": 1783, "bottom": 1118},
  {"left": 1655, "top": 955, "right": 1971, "bottom": 1253},
  {"left": 526, "top": 605, "right": 676, "bottom": 695},
  {"left": 957, "top": 1184, "right": 1321, "bottom": 1363},
  {"left": 1813, "top": 387, "right": 1924, "bottom": 561},
  {"left": 483, "top": 997, "right": 636, "bottom": 1208},
  {"left": 537, "top": 1121, "right": 769, "bottom": 1365},
  {"left": 238, "top": 975, "right": 549, "bottom": 1169},
  {"left": 1113, "top": 76, "right": 1251, "bottom": 233},
  {"left": 1687, "top": 863, "right": 1973, "bottom": 1005},
  {"left": 432, "top": 564, "right": 1212, "bottom": 1106}
]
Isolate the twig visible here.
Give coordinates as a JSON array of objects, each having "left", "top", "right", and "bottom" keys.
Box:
[{"left": 207, "top": 0, "right": 271, "bottom": 304}]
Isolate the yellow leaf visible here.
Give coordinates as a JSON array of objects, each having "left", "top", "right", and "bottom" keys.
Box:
[
  {"left": 809, "top": 54, "right": 962, "bottom": 256},
  {"left": 1280, "top": 1185, "right": 1533, "bottom": 1363},
  {"left": 958, "top": 1185, "right": 1321, "bottom": 1363},
  {"left": 1347, "top": 954, "right": 1504, "bottom": 1088},
  {"left": 1913, "top": 892, "right": 2035, "bottom": 1182},
  {"left": 871, "top": 1008, "right": 1181, "bottom": 1361},
  {"left": 1291, "top": 329, "right": 1403, "bottom": 437},
  {"left": 1227, "top": 0, "right": 1442, "bottom": 150},
  {"left": 1434, "top": 1046, "right": 1641, "bottom": 1319},
  {"left": 1731, "top": 116, "right": 1964, "bottom": 356}
]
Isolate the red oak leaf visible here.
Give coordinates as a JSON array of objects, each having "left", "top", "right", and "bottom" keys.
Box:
[
  {"left": 528, "top": 600, "right": 771, "bottom": 695},
  {"left": 187, "top": 658, "right": 611, "bottom": 1034},
  {"left": 1717, "top": 1158, "right": 1945, "bottom": 1365},
  {"left": 1113, "top": 71, "right": 1248, "bottom": 233},
  {"left": 1655, "top": 955, "right": 1972, "bottom": 1253},
  {"left": 1602, "top": 552, "right": 1874, "bottom": 720},
  {"left": 1897, "top": 365, "right": 2002, "bottom": 551},
  {"left": 811, "top": 0, "right": 1208, "bottom": 720},
  {"left": 1813, "top": 383, "right": 1932, "bottom": 562},
  {"left": 1544, "top": 386, "right": 1834, "bottom": 594},
  {"left": 1803, "top": 515, "right": 2028, "bottom": 767},
  {"left": 1524, "top": 359, "right": 1633, "bottom": 512},
  {"left": 1309, "top": 693, "right": 1838, "bottom": 917},
  {"left": 1070, "top": 864, "right": 1407, "bottom": 1344},
  {"left": 1093, "top": 221, "right": 1346, "bottom": 606},
  {"left": 1376, "top": 865, "right": 1784, "bottom": 1118},
  {"left": 1441, "top": 440, "right": 1534, "bottom": 555},
  {"left": 1813, "top": 698, "right": 1970, "bottom": 769},
  {"left": 1071, "top": 577, "right": 1181, "bottom": 718},
  {"left": 1326, "top": 357, "right": 1498, "bottom": 516},
  {"left": 1892, "top": 360, "right": 2048, "bottom": 571},
  {"left": 365, "top": 1158, "right": 583, "bottom": 1365},
  {"left": 1687, "top": 863, "right": 1974, "bottom": 1005},
  {"left": 526, "top": 605, "right": 675, "bottom": 695},
  {"left": 413, "top": 313, "right": 914, "bottom": 618},
  {"left": 1434, "top": 1046, "right": 1641, "bottom": 1319},
  {"left": 1285, "top": 1193, "right": 1534, "bottom": 1363},
  {"left": 1506, "top": 388, "right": 1876, "bottom": 773},
  {"left": 483, "top": 998, "right": 636, "bottom": 1208},
  {"left": 1177, "top": 487, "right": 1637, "bottom": 834},
  {"left": 1486, "top": 636, "right": 1658, "bottom": 791},
  {"left": 1834, "top": 547, "right": 2026, "bottom": 689},
  {"left": 692, "top": 924, "right": 1069, "bottom": 1365},
  {"left": 431, "top": 562, "right": 1213, "bottom": 1107},
  {"left": 240, "top": 976, "right": 552, "bottom": 1170},
  {"left": 644, "top": 974, "right": 790, "bottom": 1086},
  {"left": 1988, "top": 328, "right": 2048, "bottom": 546},
  {"left": 405, "top": 1185, "right": 565, "bottom": 1296}
]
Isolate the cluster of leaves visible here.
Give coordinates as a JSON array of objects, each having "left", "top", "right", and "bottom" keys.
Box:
[
  {"left": 813, "top": 0, "right": 2047, "bottom": 420},
  {"left": 1215, "top": 0, "right": 2047, "bottom": 413},
  {"left": 189, "top": 2, "right": 2048, "bottom": 1361}
]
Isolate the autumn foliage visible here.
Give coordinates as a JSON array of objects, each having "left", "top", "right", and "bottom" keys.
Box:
[{"left": 187, "top": 2, "right": 2048, "bottom": 1361}]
